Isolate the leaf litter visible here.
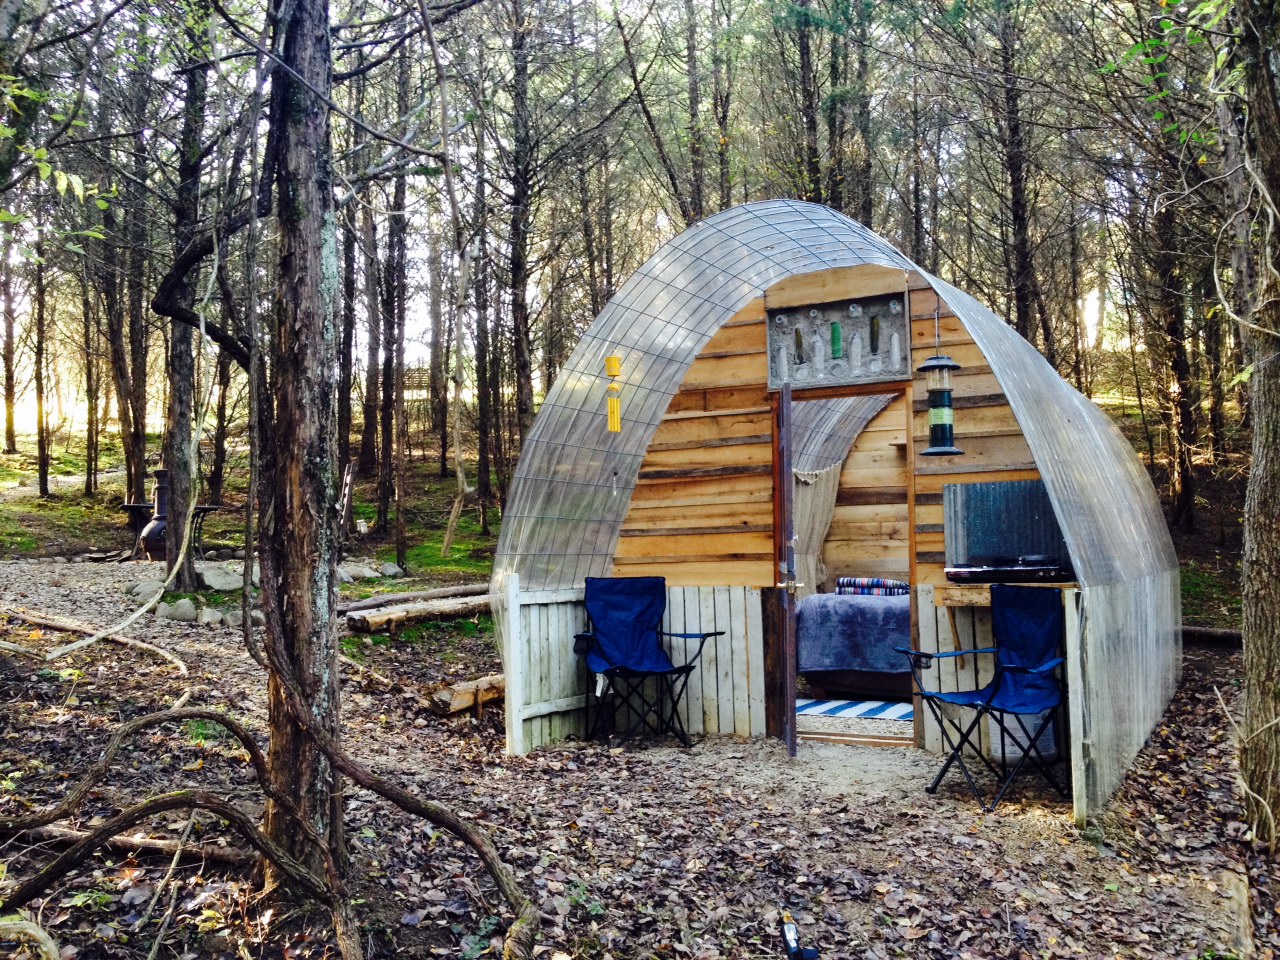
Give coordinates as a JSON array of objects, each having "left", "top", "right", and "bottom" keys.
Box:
[{"left": 0, "top": 571, "right": 1274, "bottom": 959}]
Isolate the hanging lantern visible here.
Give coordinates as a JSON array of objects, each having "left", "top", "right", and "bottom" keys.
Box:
[
  {"left": 918, "top": 354, "right": 962, "bottom": 456},
  {"left": 605, "top": 354, "right": 622, "bottom": 432}
]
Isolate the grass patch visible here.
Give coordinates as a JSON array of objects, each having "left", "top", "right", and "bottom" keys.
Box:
[
  {"left": 184, "top": 718, "right": 228, "bottom": 744},
  {"left": 1181, "top": 560, "right": 1241, "bottom": 629}
]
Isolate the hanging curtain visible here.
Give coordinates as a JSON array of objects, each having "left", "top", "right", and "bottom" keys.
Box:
[{"left": 793, "top": 465, "right": 842, "bottom": 599}]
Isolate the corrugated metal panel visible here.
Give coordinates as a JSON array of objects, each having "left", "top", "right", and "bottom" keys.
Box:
[{"left": 944, "top": 479, "right": 1069, "bottom": 567}]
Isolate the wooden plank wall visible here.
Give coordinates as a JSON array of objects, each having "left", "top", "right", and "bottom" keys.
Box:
[
  {"left": 503, "top": 583, "right": 590, "bottom": 755},
  {"left": 914, "top": 583, "right": 996, "bottom": 756},
  {"left": 507, "top": 582, "right": 766, "bottom": 754},
  {"left": 613, "top": 301, "right": 775, "bottom": 587},
  {"left": 907, "top": 280, "right": 1042, "bottom": 588},
  {"left": 823, "top": 394, "right": 911, "bottom": 586}
]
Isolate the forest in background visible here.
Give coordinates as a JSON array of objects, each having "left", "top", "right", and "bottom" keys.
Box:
[
  {"left": 0, "top": 0, "right": 1256, "bottom": 541},
  {"left": 5, "top": 1, "right": 1280, "bottom": 956}
]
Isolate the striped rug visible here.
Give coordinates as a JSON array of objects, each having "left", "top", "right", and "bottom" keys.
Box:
[{"left": 796, "top": 698, "right": 914, "bottom": 722}]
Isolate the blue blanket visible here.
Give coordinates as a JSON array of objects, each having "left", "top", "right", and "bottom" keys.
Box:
[{"left": 797, "top": 592, "right": 911, "bottom": 674}]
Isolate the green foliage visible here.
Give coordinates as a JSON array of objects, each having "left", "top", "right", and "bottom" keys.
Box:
[
  {"left": 184, "top": 718, "right": 228, "bottom": 744},
  {"left": 1181, "top": 560, "right": 1241, "bottom": 629}
]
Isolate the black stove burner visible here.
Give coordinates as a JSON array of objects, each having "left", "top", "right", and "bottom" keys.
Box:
[{"left": 945, "top": 558, "right": 1074, "bottom": 584}]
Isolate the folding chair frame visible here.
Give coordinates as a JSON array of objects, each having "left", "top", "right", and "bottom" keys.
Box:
[
  {"left": 576, "top": 630, "right": 719, "bottom": 747},
  {"left": 901, "top": 647, "right": 1068, "bottom": 812}
]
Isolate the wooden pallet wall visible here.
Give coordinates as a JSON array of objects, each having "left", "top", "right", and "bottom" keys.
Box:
[
  {"left": 612, "top": 301, "right": 775, "bottom": 587},
  {"left": 502, "top": 576, "right": 765, "bottom": 754}
]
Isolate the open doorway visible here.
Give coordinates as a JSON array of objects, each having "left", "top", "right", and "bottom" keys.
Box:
[{"left": 781, "top": 391, "right": 916, "bottom": 747}]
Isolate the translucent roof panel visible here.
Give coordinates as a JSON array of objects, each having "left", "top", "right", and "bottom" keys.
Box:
[
  {"left": 494, "top": 201, "right": 916, "bottom": 592},
  {"left": 792, "top": 396, "right": 895, "bottom": 474},
  {"left": 495, "top": 200, "right": 1176, "bottom": 602}
]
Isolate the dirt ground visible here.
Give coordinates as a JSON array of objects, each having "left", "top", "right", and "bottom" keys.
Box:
[{"left": 0, "top": 561, "right": 1275, "bottom": 960}]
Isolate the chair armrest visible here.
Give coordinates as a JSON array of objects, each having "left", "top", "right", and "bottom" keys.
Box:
[
  {"left": 573, "top": 632, "right": 596, "bottom": 656},
  {"left": 1003, "top": 656, "right": 1065, "bottom": 675},
  {"left": 896, "top": 646, "right": 996, "bottom": 665},
  {"left": 659, "top": 630, "right": 722, "bottom": 667}
]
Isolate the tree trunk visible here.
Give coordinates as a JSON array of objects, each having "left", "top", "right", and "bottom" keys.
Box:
[
  {"left": 358, "top": 204, "right": 380, "bottom": 476},
  {"left": 338, "top": 206, "right": 356, "bottom": 472},
  {"left": 1237, "top": 0, "right": 1280, "bottom": 853},
  {"left": 1153, "top": 200, "right": 1196, "bottom": 533},
  {"left": 260, "top": 0, "right": 345, "bottom": 889},
  {"left": 2, "top": 223, "right": 15, "bottom": 454},
  {"left": 163, "top": 11, "right": 207, "bottom": 592},
  {"left": 207, "top": 347, "right": 232, "bottom": 506},
  {"left": 34, "top": 237, "right": 48, "bottom": 498},
  {"left": 79, "top": 275, "right": 99, "bottom": 496},
  {"left": 711, "top": 0, "right": 732, "bottom": 212},
  {"left": 428, "top": 239, "right": 448, "bottom": 477},
  {"left": 851, "top": 0, "right": 873, "bottom": 227},
  {"left": 124, "top": 57, "right": 151, "bottom": 506},
  {"left": 997, "top": 2, "right": 1037, "bottom": 347},
  {"left": 510, "top": 0, "right": 536, "bottom": 441},
  {"left": 795, "top": 0, "right": 821, "bottom": 204},
  {"left": 684, "top": 0, "right": 705, "bottom": 222}
]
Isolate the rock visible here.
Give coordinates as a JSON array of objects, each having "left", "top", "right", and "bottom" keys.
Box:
[
  {"left": 199, "top": 565, "right": 243, "bottom": 592},
  {"left": 250, "top": 609, "right": 265, "bottom": 627},
  {"left": 166, "top": 598, "right": 198, "bottom": 622},
  {"left": 51, "top": 556, "right": 67, "bottom": 564},
  {"left": 340, "top": 564, "right": 381, "bottom": 581},
  {"left": 234, "top": 549, "right": 246, "bottom": 559},
  {"left": 337, "top": 566, "right": 354, "bottom": 584},
  {"left": 224, "top": 608, "right": 244, "bottom": 628},
  {"left": 198, "top": 607, "right": 224, "bottom": 626},
  {"left": 132, "top": 580, "right": 167, "bottom": 600},
  {"left": 156, "top": 601, "right": 171, "bottom": 619},
  {"left": 378, "top": 562, "right": 405, "bottom": 578}
]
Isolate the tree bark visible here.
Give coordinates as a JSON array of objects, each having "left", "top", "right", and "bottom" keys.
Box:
[
  {"left": 795, "top": 0, "right": 821, "bottom": 204},
  {"left": 2, "top": 223, "right": 15, "bottom": 454},
  {"left": 1237, "top": 0, "right": 1280, "bottom": 853},
  {"left": 34, "top": 236, "right": 48, "bottom": 497},
  {"left": 1152, "top": 199, "right": 1196, "bottom": 533},
  {"left": 163, "top": 8, "right": 207, "bottom": 592},
  {"left": 338, "top": 205, "right": 356, "bottom": 472},
  {"left": 259, "top": 0, "right": 345, "bottom": 888},
  {"left": 357, "top": 202, "right": 380, "bottom": 475},
  {"left": 510, "top": 0, "right": 536, "bottom": 440},
  {"left": 124, "top": 51, "right": 152, "bottom": 505},
  {"left": 684, "top": 0, "right": 705, "bottom": 222},
  {"left": 428, "top": 239, "right": 448, "bottom": 477}
]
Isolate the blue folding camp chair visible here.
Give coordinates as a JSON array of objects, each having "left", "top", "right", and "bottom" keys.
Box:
[
  {"left": 573, "top": 576, "right": 722, "bottom": 747},
  {"left": 899, "top": 584, "right": 1068, "bottom": 811}
]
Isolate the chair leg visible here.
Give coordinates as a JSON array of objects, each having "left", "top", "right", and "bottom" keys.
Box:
[
  {"left": 661, "top": 671, "right": 694, "bottom": 747},
  {"left": 986, "top": 710, "right": 1066, "bottom": 811},
  {"left": 922, "top": 699, "right": 1001, "bottom": 807}
]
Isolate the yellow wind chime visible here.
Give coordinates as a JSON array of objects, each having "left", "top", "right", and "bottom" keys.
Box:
[{"left": 605, "top": 354, "right": 622, "bottom": 432}]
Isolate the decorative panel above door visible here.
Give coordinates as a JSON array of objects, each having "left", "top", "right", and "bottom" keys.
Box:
[{"left": 766, "top": 292, "right": 909, "bottom": 390}]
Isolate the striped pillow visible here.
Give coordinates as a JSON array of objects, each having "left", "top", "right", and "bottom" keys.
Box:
[{"left": 835, "top": 576, "right": 910, "bottom": 596}]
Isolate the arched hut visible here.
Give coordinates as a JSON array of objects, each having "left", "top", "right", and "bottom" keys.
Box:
[{"left": 492, "top": 200, "right": 1179, "bottom": 824}]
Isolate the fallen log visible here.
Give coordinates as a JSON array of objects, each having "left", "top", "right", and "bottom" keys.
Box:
[
  {"left": 1182, "top": 624, "right": 1242, "bottom": 647},
  {"left": 337, "top": 582, "right": 488, "bottom": 615},
  {"left": 15, "top": 823, "right": 255, "bottom": 867},
  {"left": 430, "top": 673, "right": 505, "bottom": 715},
  {"left": 346, "top": 594, "right": 491, "bottom": 633}
]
